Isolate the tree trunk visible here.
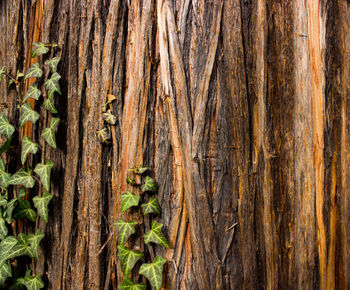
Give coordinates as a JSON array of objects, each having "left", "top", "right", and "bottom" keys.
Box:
[{"left": 0, "top": 0, "right": 349, "bottom": 289}]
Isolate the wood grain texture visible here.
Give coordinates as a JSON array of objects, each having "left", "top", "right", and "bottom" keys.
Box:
[{"left": 0, "top": 0, "right": 349, "bottom": 289}]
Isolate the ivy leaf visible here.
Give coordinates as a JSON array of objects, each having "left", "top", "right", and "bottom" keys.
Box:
[
  {"left": 118, "top": 277, "right": 146, "bottom": 290},
  {"left": 117, "top": 245, "right": 144, "bottom": 276},
  {"left": 139, "top": 256, "right": 167, "bottom": 290},
  {"left": 128, "top": 166, "right": 149, "bottom": 175},
  {"left": 0, "top": 138, "right": 12, "bottom": 154},
  {"left": 34, "top": 159, "right": 53, "bottom": 191},
  {"left": 0, "top": 67, "right": 5, "bottom": 82},
  {"left": 19, "top": 103, "right": 40, "bottom": 128},
  {"left": 43, "top": 97, "right": 58, "bottom": 114},
  {"left": 114, "top": 219, "right": 137, "bottom": 246},
  {"left": 24, "top": 63, "right": 43, "bottom": 80},
  {"left": 21, "top": 135, "right": 39, "bottom": 164},
  {"left": 41, "top": 118, "right": 60, "bottom": 149},
  {"left": 44, "top": 72, "right": 61, "bottom": 96},
  {"left": 33, "top": 191, "right": 53, "bottom": 223},
  {"left": 12, "top": 234, "right": 34, "bottom": 258},
  {"left": 143, "top": 221, "right": 169, "bottom": 248},
  {"left": 31, "top": 42, "right": 49, "bottom": 58},
  {"left": 23, "top": 84, "right": 41, "bottom": 103},
  {"left": 0, "top": 218, "right": 8, "bottom": 240},
  {"left": 0, "top": 160, "right": 11, "bottom": 188},
  {"left": 97, "top": 126, "right": 111, "bottom": 144},
  {"left": 45, "top": 57, "right": 60, "bottom": 73},
  {"left": 0, "top": 113, "right": 15, "bottom": 138},
  {"left": 19, "top": 270, "right": 44, "bottom": 290},
  {"left": 0, "top": 236, "right": 17, "bottom": 265},
  {"left": 27, "top": 229, "right": 44, "bottom": 259},
  {"left": 141, "top": 176, "right": 158, "bottom": 193},
  {"left": 4, "top": 198, "right": 17, "bottom": 223},
  {"left": 9, "top": 167, "right": 35, "bottom": 188},
  {"left": 0, "top": 261, "right": 11, "bottom": 286},
  {"left": 141, "top": 197, "right": 161, "bottom": 216},
  {"left": 16, "top": 71, "right": 24, "bottom": 80},
  {"left": 102, "top": 111, "right": 117, "bottom": 125},
  {"left": 121, "top": 191, "right": 140, "bottom": 212},
  {"left": 0, "top": 193, "right": 7, "bottom": 207},
  {"left": 13, "top": 199, "right": 37, "bottom": 222}
]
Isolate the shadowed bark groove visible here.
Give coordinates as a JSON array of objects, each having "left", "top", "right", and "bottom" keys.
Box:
[{"left": 0, "top": 0, "right": 349, "bottom": 289}]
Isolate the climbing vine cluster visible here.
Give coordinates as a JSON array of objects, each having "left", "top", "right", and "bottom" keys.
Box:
[
  {"left": 116, "top": 166, "right": 168, "bottom": 290},
  {"left": 0, "top": 42, "right": 60, "bottom": 289}
]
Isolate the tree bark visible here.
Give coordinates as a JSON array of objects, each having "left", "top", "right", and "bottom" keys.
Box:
[{"left": 0, "top": 0, "right": 349, "bottom": 289}]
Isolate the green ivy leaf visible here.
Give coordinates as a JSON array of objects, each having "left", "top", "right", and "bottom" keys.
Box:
[
  {"left": 24, "top": 63, "right": 43, "bottom": 80},
  {"left": 16, "top": 71, "right": 24, "bottom": 80},
  {"left": 144, "top": 221, "right": 169, "bottom": 248},
  {"left": 31, "top": 42, "right": 49, "bottom": 58},
  {"left": 141, "top": 176, "right": 158, "bottom": 193},
  {"left": 23, "top": 84, "right": 41, "bottom": 103},
  {"left": 33, "top": 191, "right": 53, "bottom": 223},
  {"left": 0, "top": 236, "right": 17, "bottom": 265},
  {"left": 45, "top": 57, "right": 60, "bottom": 73},
  {"left": 4, "top": 198, "right": 17, "bottom": 223},
  {"left": 19, "top": 270, "right": 44, "bottom": 290},
  {"left": 0, "top": 113, "right": 15, "bottom": 139},
  {"left": 128, "top": 166, "right": 149, "bottom": 175},
  {"left": 0, "top": 193, "right": 7, "bottom": 207},
  {"left": 0, "top": 261, "right": 11, "bottom": 287},
  {"left": 19, "top": 103, "right": 40, "bottom": 128},
  {"left": 41, "top": 118, "right": 59, "bottom": 149},
  {"left": 13, "top": 199, "right": 36, "bottom": 222},
  {"left": 102, "top": 111, "right": 117, "bottom": 125},
  {"left": 34, "top": 159, "right": 53, "bottom": 191},
  {"left": 9, "top": 167, "right": 35, "bottom": 188},
  {"left": 13, "top": 234, "right": 34, "bottom": 258},
  {"left": 114, "top": 219, "right": 137, "bottom": 246},
  {"left": 118, "top": 277, "right": 146, "bottom": 290},
  {"left": 27, "top": 229, "right": 44, "bottom": 259},
  {"left": 43, "top": 97, "right": 58, "bottom": 114},
  {"left": 21, "top": 135, "right": 39, "bottom": 165},
  {"left": 117, "top": 245, "right": 144, "bottom": 276},
  {"left": 139, "top": 256, "right": 167, "bottom": 290},
  {"left": 0, "top": 160, "right": 11, "bottom": 189},
  {"left": 0, "top": 218, "right": 8, "bottom": 240},
  {"left": 0, "top": 67, "right": 5, "bottom": 82},
  {"left": 44, "top": 72, "right": 61, "bottom": 96},
  {"left": 141, "top": 196, "right": 161, "bottom": 216},
  {"left": 121, "top": 191, "right": 140, "bottom": 212},
  {"left": 0, "top": 138, "right": 12, "bottom": 154}
]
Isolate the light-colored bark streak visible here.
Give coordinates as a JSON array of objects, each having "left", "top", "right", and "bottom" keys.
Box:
[
  {"left": 294, "top": 0, "right": 316, "bottom": 288},
  {"left": 307, "top": 1, "right": 326, "bottom": 288}
]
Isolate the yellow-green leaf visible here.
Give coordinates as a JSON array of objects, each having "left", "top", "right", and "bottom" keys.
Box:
[
  {"left": 141, "top": 196, "right": 161, "bottom": 216},
  {"left": 139, "top": 256, "right": 166, "bottom": 290},
  {"left": 23, "top": 84, "right": 41, "bottom": 103},
  {"left": 13, "top": 199, "right": 36, "bottom": 222},
  {"left": 117, "top": 245, "right": 144, "bottom": 275},
  {"left": 34, "top": 159, "right": 53, "bottom": 191},
  {"left": 114, "top": 219, "right": 137, "bottom": 246},
  {"left": 21, "top": 135, "right": 38, "bottom": 164},
  {"left": 0, "top": 113, "right": 15, "bottom": 139},
  {"left": 143, "top": 221, "right": 169, "bottom": 248},
  {"left": 31, "top": 42, "right": 49, "bottom": 58},
  {"left": 19, "top": 104, "right": 39, "bottom": 128},
  {"left": 0, "top": 67, "right": 5, "bottom": 82},
  {"left": 19, "top": 270, "right": 44, "bottom": 290},
  {"left": 9, "top": 167, "right": 35, "bottom": 188},
  {"left": 24, "top": 63, "right": 43, "bottom": 80},
  {"left": 44, "top": 72, "right": 61, "bottom": 95},
  {"left": 141, "top": 176, "right": 158, "bottom": 193},
  {"left": 27, "top": 229, "right": 44, "bottom": 259},
  {"left": 33, "top": 191, "right": 53, "bottom": 223},
  {"left": 43, "top": 97, "right": 58, "bottom": 114},
  {"left": 121, "top": 191, "right": 140, "bottom": 212},
  {"left": 118, "top": 277, "right": 146, "bottom": 290},
  {"left": 45, "top": 57, "right": 60, "bottom": 73}
]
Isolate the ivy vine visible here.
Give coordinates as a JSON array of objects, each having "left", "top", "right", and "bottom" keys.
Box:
[
  {"left": 0, "top": 42, "right": 60, "bottom": 289},
  {"left": 116, "top": 166, "right": 168, "bottom": 290}
]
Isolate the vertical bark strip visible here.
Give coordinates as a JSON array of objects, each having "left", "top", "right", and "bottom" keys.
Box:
[{"left": 0, "top": 1, "right": 349, "bottom": 289}]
